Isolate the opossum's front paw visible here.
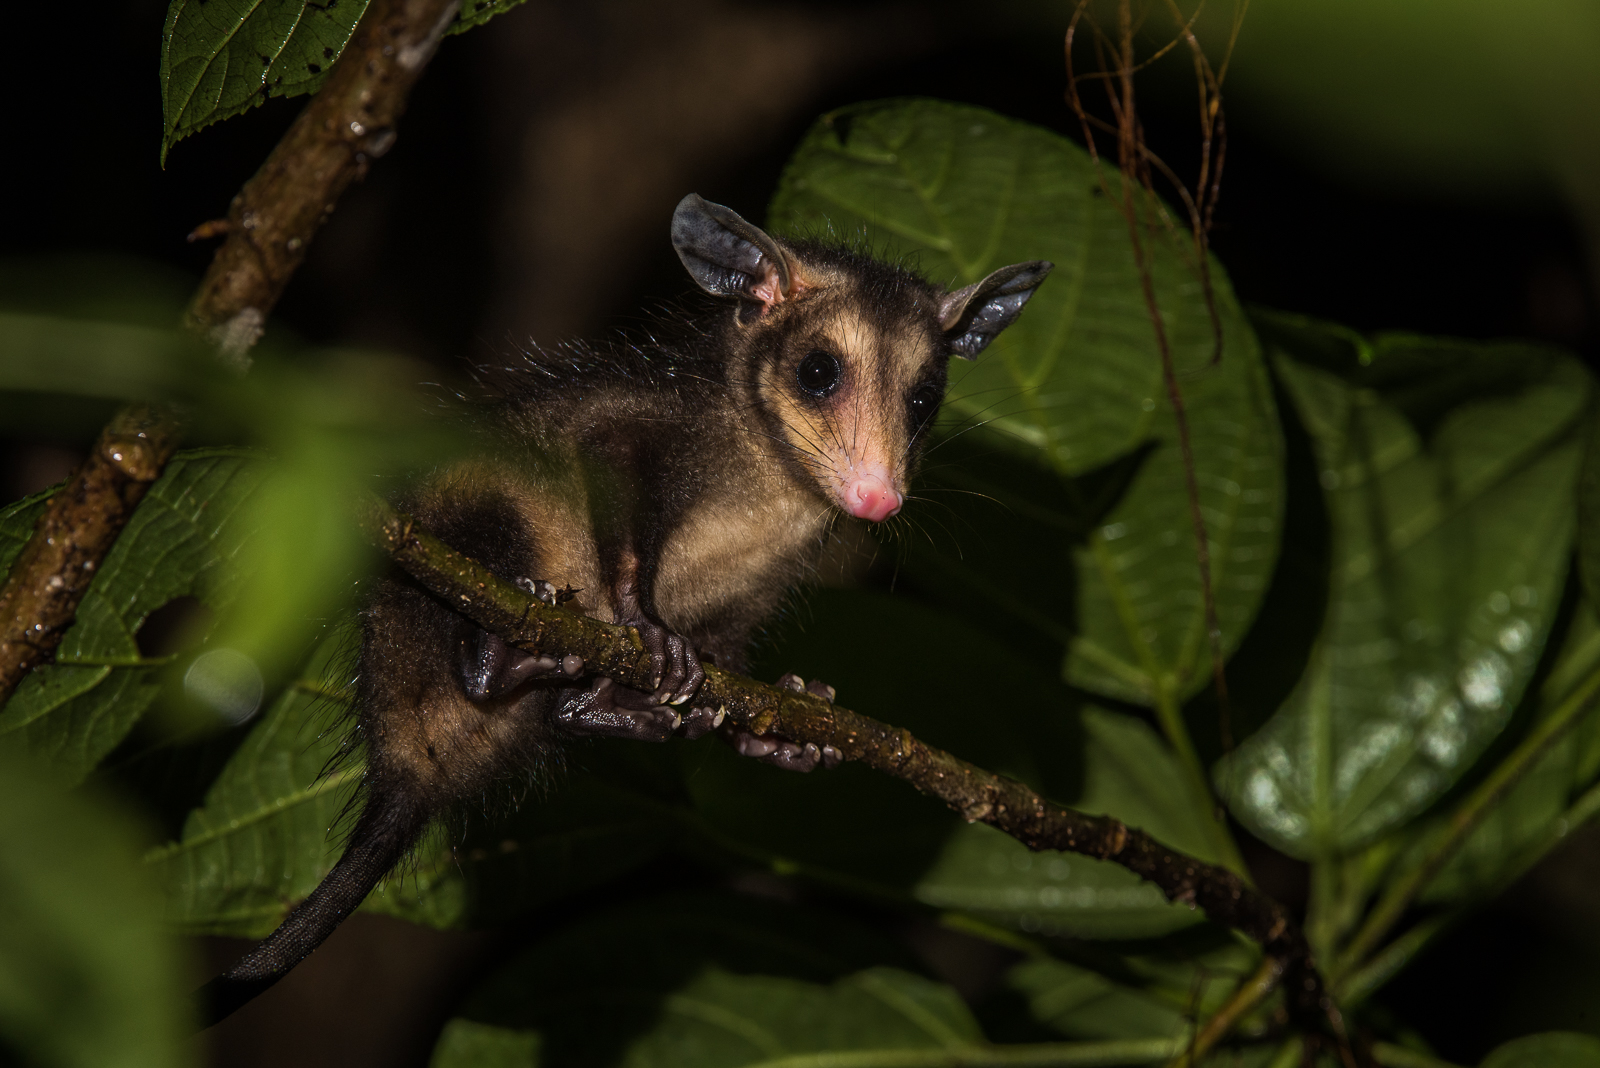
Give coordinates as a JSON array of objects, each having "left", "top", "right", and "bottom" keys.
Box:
[
  {"left": 723, "top": 726, "right": 843, "bottom": 772},
  {"left": 554, "top": 677, "right": 682, "bottom": 741},
  {"left": 634, "top": 620, "right": 706, "bottom": 706}
]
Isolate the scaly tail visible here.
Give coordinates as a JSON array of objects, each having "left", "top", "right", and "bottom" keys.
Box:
[{"left": 194, "top": 787, "right": 427, "bottom": 1028}]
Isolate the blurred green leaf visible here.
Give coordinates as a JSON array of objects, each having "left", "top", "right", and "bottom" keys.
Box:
[
  {"left": 1218, "top": 314, "right": 1590, "bottom": 857},
  {"left": 0, "top": 751, "right": 194, "bottom": 1068},
  {"left": 1480, "top": 1032, "right": 1600, "bottom": 1068},
  {"left": 0, "top": 449, "right": 266, "bottom": 783},
  {"left": 0, "top": 311, "right": 217, "bottom": 404},
  {"left": 769, "top": 97, "right": 1282, "bottom": 708},
  {"left": 158, "top": 0, "right": 530, "bottom": 162}
]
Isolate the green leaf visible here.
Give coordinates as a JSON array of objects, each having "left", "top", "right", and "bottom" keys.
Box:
[
  {"left": 911, "top": 708, "right": 1225, "bottom": 939},
  {"left": 1005, "top": 937, "right": 1259, "bottom": 1043},
  {"left": 1217, "top": 314, "right": 1591, "bottom": 857},
  {"left": 1480, "top": 1033, "right": 1600, "bottom": 1068},
  {"left": 769, "top": 98, "right": 1282, "bottom": 708},
  {"left": 158, "top": 0, "right": 531, "bottom": 162},
  {"left": 0, "top": 311, "right": 217, "bottom": 403},
  {"left": 1410, "top": 600, "right": 1600, "bottom": 905},
  {"left": 160, "top": 0, "right": 371, "bottom": 163},
  {"left": 0, "top": 751, "right": 195, "bottom": 1068},
  {"left": 433, "top": 893, "right": 982, "bottom": 1068},
  {"left": 0, "top": 449, "right": 267, "bottom": 784}
]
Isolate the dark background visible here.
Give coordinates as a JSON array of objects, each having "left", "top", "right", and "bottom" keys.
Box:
[{"left": 2, "top": 1, "right": 1597, "bottom": 1065}]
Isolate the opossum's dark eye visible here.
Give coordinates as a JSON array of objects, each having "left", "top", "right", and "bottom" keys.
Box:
[
  {"left": 908, "top": 383, "right": 942, "bottom": 428},
  {"left": 796, "top": 350, "right": 842, "bottom": 397}
]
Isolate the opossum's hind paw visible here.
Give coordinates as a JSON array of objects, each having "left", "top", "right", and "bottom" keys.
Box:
[
  {"left": 776, "top": 672, "right": 836, "bottom": 704},
  {"left": 724, "top": 726, "right": 842, "bottom": 772},
  {"left": 636, "top": 620, "right": 706, "bottom": 706},
  {"left": 555, "top": 677, "right": 683, "bottom": 741}
]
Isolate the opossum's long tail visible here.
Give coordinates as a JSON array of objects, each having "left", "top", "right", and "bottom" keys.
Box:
[{"left": 194, "top": 788, "right": 427, "bottom": 1028}]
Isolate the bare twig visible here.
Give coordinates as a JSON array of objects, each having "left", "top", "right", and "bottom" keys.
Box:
[
  {"left": 0, "top": 406, "right": 178, "bottom": 705},
  {"left": 360, "top": 495, "right": 1350, "bottom": 1047},
  {"left": 185, "top": 0, "right": 463, "bottom": 369}
]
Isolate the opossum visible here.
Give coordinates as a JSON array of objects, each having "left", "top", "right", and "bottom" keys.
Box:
[{"left": 197, "top": 194, "right": 1051, "bottom": 1025}]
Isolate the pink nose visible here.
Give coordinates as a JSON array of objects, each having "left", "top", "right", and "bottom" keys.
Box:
[{"left": 845, "top": 478, "right": 903, "bottom": 522}]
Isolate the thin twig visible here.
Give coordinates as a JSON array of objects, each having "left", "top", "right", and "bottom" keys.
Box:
[
  {"left": 1164, "top": 954, "right": 1285, "bottom": 1068},
  {"left": 359, "top": 495, "right": 1350, "bottom": 1048}
]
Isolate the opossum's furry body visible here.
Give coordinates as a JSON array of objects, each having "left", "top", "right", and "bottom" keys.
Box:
[{"left": 198, "top": 195, "right": 1050, "bottom": 1025}]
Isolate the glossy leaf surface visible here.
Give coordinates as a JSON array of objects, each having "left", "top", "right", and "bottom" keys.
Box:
[
  {"left": 770, "top": 98, "right": 1282, "bottom": 706},
  {"left": 1218, "top": 315, "right": 1590, "bottom": 856}
]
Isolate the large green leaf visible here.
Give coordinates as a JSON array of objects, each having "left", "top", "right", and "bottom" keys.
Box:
[
  {"left": 0, "top": 752, "right": 194, "bottom": 1068},
  {"left": 1218, "top": 315, "right": 1591, "bottom": 857},
  {"left": 0, "top": 449, "right": 266, "bottom": 783},
  {"left": 1480, "top": 1033, "right": 1600, "bottom": 1068},
  {"left": 150, "top": 624, "right": 678, "bottom": 937},
  {"left": 1412, "top": 600, "right": 1600, "bottom": 905},
  {"left": 769, "top": 98, "right": 1282, "bottom": 707},
  {"left": 158, "top": 0, "right": 530, "bottom": 162}
]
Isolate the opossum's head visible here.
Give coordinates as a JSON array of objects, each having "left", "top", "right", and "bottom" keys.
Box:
[{"left": 672, "top": 194, "right": 1052, "bottom": 523}]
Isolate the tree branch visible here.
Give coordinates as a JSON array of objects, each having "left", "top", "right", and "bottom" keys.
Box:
[
  {"left": 185, "top": 0, "right": 463, "bottom": 368},
  {"left": 0, "top": 406, "right": 178, "bottom": 705},
  {"left": 360, "top": 495, "right": 1353, "bottom": 1051}
]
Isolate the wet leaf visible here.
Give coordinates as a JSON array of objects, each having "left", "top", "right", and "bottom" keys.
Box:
[
  {"left": 1218, "top": 314, "right": 1590, "bottom": 857},
  {"left": 0, "top": 751, "right": 195, "bottom": 1068},
  {"left": 0, "top": 449, "right": 267, "bottom": 784},
  {"left": 770, "top": 97, "right": 1282, "bottom": 707}
]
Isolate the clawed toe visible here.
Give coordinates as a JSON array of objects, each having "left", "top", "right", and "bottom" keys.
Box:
[
  {"left": 636, "top": 621, "right": 706, "bottom": 706},
  {"left": 775, "top": 672, "right": 835, "bottom": 704}
]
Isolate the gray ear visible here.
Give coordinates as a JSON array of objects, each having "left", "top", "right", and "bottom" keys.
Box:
[
  {"left": 939, "top": 261, "right": 1054, "bottom": 359},
  {"left": 671, "top": 194, "right": 798, "bottom": 307}
]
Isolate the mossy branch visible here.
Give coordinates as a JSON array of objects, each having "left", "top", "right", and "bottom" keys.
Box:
[{"left": 361, "top": 495, "right": 1356, "bottom": 1054}]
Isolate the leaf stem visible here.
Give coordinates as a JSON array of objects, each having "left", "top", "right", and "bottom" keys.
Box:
[
  {"left": 1153, "top": 683, "right": 1247, "bottom": 876},
  {"left": 1333, "top": 661, "right": 1600, "bottom": 982},
  {"left": 1163, "top": 954, "right": 1284, "bottom": 1068}
]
